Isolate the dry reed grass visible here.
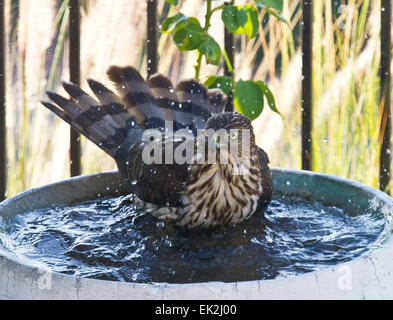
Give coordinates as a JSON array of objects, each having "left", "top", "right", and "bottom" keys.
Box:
[{"left": 2, "top": 0, "right": 391, "bottom": 197}]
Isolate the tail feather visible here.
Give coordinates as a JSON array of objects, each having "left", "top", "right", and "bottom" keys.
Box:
[
  {"left": 147, "top": 73, "right": 176, "bottom": 128},
  {"left": 208, "top": 89, "right": 228, "bottom": 114},
  {"left": 62, "top": 81, "right": 99, "bottom": 111},
  {"left": 176, "top": 80, "right": 212, "bottom": 132},
  {"left": 86, "top": 79, "right": 129, "bottom": 130},
  {"left": 107, "top": 66, "right": 166, "bottom": 130},
  {"left": 45, "top": 91, "right": 124, "bottom": 156},
  {"left": 105, "top": 67, "right": 147, "bottom": 128},
  {"left": 176, "top": 79, "right": 211, "bottom": 129},
  {"left": 61, "top": 82, "right": 126, "bottom": 145},
  {"left": 41, "top": 101, "right": 116, "bottom": 154}
]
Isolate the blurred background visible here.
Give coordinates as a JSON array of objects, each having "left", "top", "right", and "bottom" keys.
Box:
[{"left": 1, "top": 0, "right": 391, "bottom": 197}]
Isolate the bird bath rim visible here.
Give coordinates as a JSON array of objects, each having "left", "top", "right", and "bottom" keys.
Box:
[{"left": 1, "top": 168, "right": 393, "bottom": 300}]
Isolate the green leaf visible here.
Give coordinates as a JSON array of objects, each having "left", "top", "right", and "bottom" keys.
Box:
[
  {"left": 255, "top": 0, "right": 283, "bottom": 12},
  {"left": 265, "top": 8, "right": 288, "bottom": 24},
  {"left": 233, "top": 80, "right": 264, "bottom": 120},
  {"left": 255, "top": 81, "right": 281, "bottom": 115},
  {"left": 205, "top": 75, "right": 218, "bottom": 87},
  {"left": 222, "top": 5, "right": 239, "bottom": 33},
  {"left": 254, "top": 0, "right": 288, "bottom": 24},
  {"left": 198, "top": 36, "right": 222, "bottom": 66},
  {"left": 205, "top": 76, "right": 233, "bottom": 95},
  {"left": 222, "top": 5, "right": 260, "bottom": 39},
  {"left": 243, "top": 4, "right": 259, "bottom": 39},
  {"left": 165, "top": 0, "right": 179, "bottom": 6},
  {"left": 161, "top": 14, "right": 188, "bottom": 33},
  {"left": 236, "top": 8, "right": 248, "bottom": 28},
  {"left": 172, "top": 18, "right": 205, "bottom": 51}
]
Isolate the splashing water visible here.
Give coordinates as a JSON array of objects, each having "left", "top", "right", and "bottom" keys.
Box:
[{"left": 0, "top": 195, "right": 386, "bottom": 283}]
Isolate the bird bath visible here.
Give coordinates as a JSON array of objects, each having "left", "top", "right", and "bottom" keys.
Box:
[{"left": 0, "top": 168, "right": 393, "bottom": 299}]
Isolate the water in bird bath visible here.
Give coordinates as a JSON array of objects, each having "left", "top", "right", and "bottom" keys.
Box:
[{"left": 0, "top": 194, "right": 386, "bottom": 283}]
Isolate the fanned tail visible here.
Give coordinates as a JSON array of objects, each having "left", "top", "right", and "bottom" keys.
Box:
[{"left": 42, "top": 66, "right": 229, "bottom": 159}]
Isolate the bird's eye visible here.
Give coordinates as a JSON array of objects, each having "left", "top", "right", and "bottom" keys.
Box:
[{"left": 230, "top": 131, "right": 238, "bottom": 140}]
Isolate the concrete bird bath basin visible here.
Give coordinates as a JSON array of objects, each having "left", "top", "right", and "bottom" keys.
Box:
[{"left": 0, "top": 168, "right": 393, "bottom": 300}]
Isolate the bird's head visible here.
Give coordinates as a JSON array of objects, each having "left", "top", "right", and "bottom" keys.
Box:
[{"left": 198, "top": 112, "right": 257, "bottom": 172}]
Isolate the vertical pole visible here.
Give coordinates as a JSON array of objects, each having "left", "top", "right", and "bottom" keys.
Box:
[
  {"left": 380, "top": 0, "right": 392, "bottom": 192},
  {"left": 69, "top": 0, "right": 81, "bottom": 177},
  {"left": 225, "top": 0, "right": 234, "bottom": 112},
  {"left": 147, "top": 0, "right": 158, "bottom": 77},
  {"left": 302, "top": 0, "right": 313, "bottom": 171},
  {"left": 0, "top": 0, "right": 6, "bottom": 201}
]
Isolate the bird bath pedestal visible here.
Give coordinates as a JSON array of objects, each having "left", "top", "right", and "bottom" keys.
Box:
[{"left": 1, "top": 168, "right": 393, "bottom": 300}]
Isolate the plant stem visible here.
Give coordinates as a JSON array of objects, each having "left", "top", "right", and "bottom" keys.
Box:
[
  {"left": 211, "top": 4, "right": 225, "bottom": 15},
  {"left": 223, "top": 48, "right": 234, "bottom": 80},
  {"left": 194, "top": 0, "right": 213, "bottom": 80},
  {"left": 204, "top": 0, "right": 213, "bottom": 31},
  {"left": 47, "top": 4, "right": 70, "bottom": 91},
  {"left": 194, "top": 52, "right": 203, "bottom": 80}
]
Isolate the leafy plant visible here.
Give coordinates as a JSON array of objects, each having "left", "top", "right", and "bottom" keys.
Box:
[
  {"left": 161, "top": 0, "right": 287, "bottom": 120},
  {"left": 4, "top": 0, "right": 385, "bottom": 198}
]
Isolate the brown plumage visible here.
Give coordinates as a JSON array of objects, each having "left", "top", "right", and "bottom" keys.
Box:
[{"left": 42, "top": 66, "right": 273, "bottom": 229}]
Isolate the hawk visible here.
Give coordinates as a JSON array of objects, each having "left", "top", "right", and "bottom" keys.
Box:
[{"left": 42, "top": 66, "right": 273, "bottom": 229}]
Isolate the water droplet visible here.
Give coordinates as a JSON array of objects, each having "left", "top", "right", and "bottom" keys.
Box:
[{"left": 156, "top": 221, "right": 165, "bottom": 228}]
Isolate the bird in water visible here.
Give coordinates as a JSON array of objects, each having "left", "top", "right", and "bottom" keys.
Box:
[{"left": 42, "top": 66, "right": 273, "bottom": 229}]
